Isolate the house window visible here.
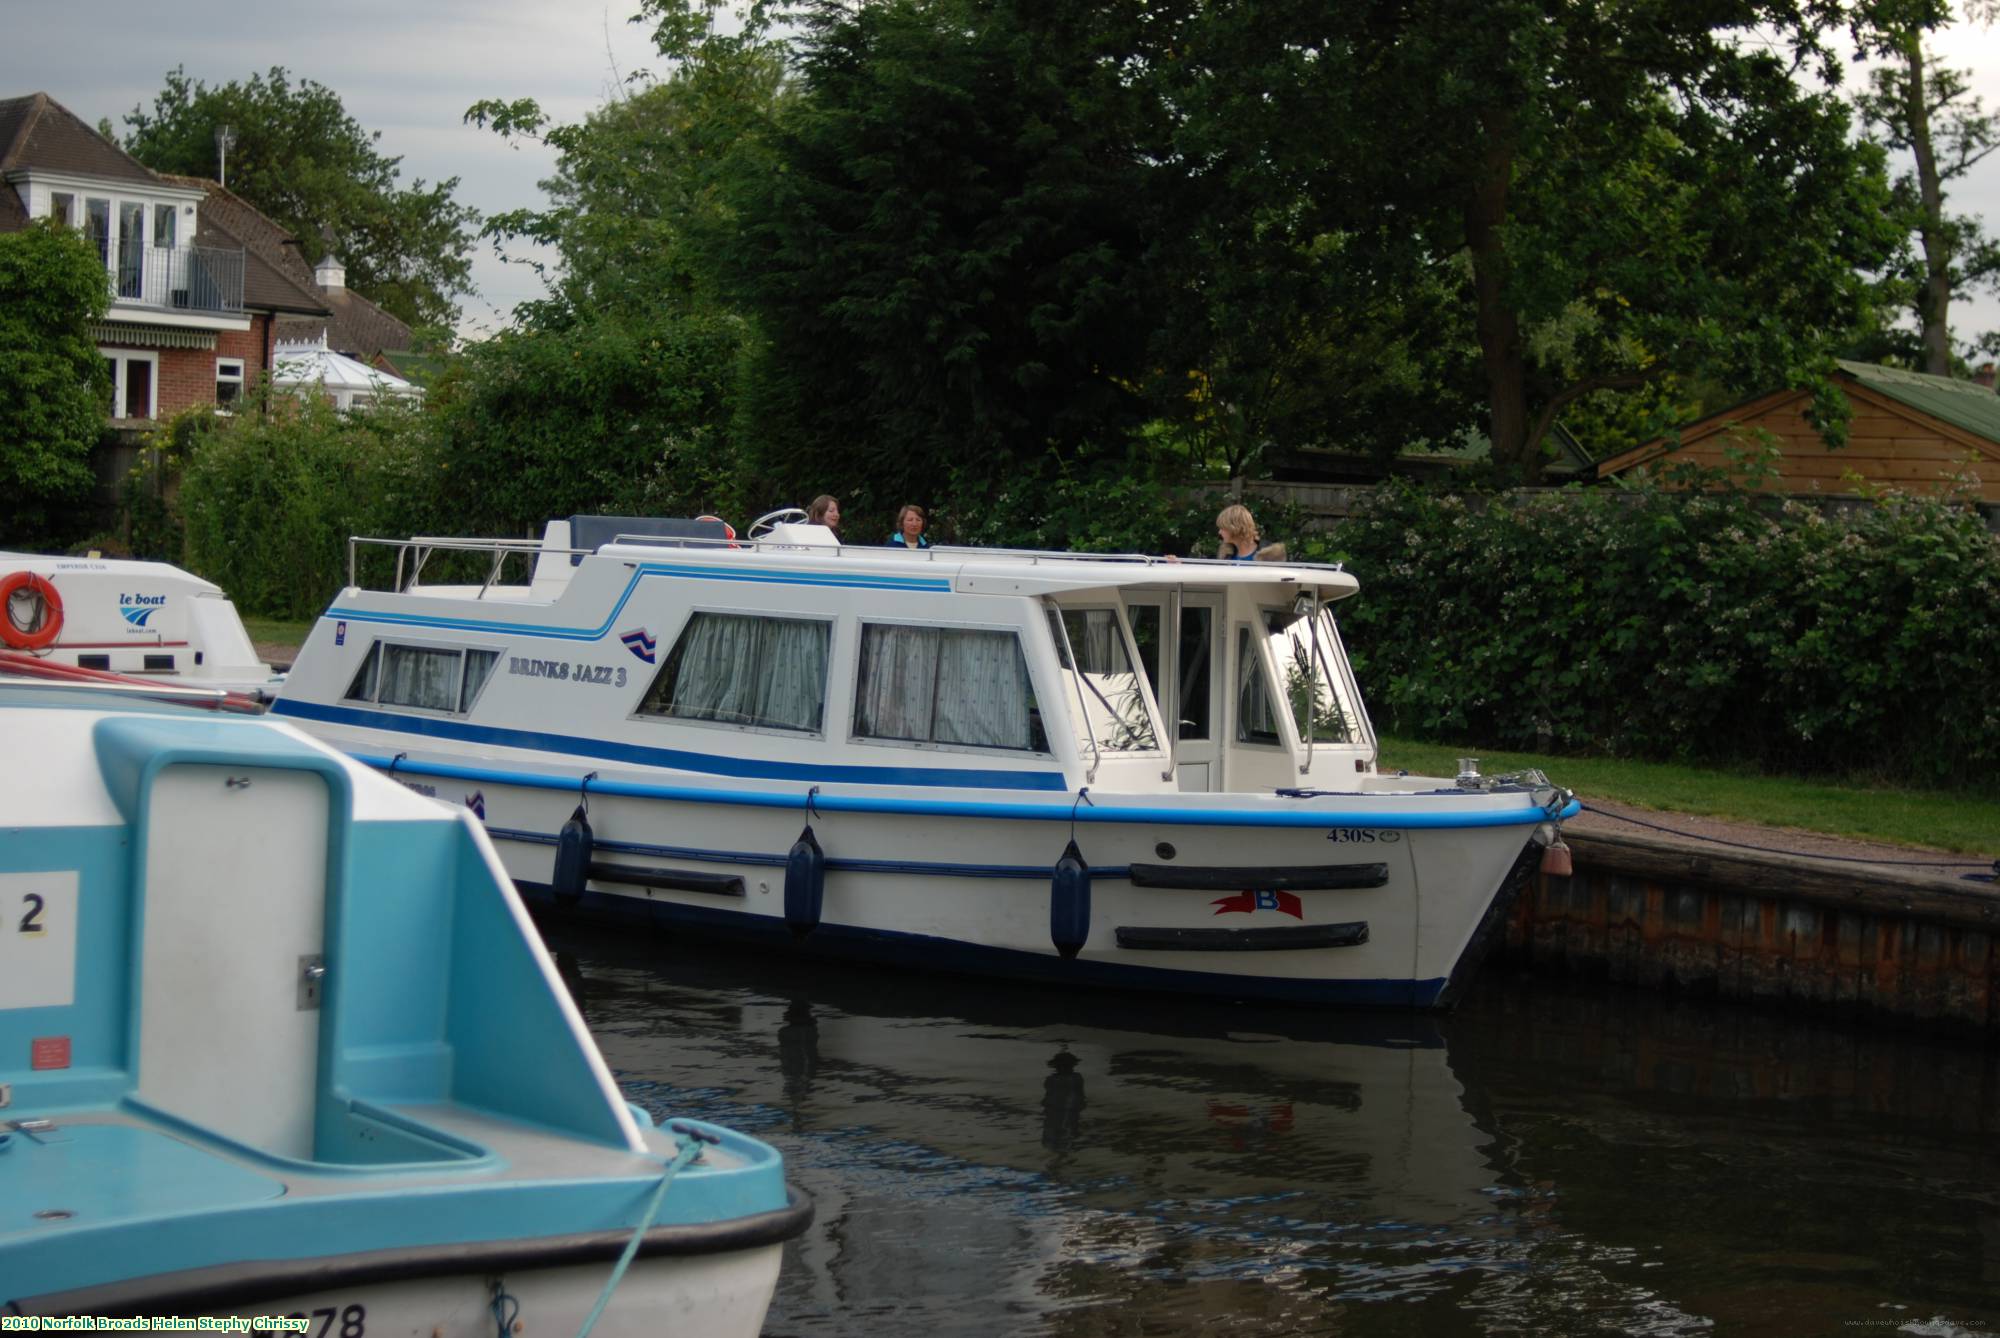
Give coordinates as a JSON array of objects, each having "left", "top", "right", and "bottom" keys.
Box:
[
  {"left": 1046, "top": 607, "right": 1158, "bottom": 752},
  {"left": 84, "top": 197, "right": 110, "bottom": 264},
  {"left": 153, "top": 204, "right": 177, "bottom": 249},
  {"left": 215, "top": 358, "right": 245, "bottom": 409},
  {"left": 342, "top": 642, "right": 499, "bottom": 716},
  {"left": 640, "top": 612, "right": 830, "bottom": 733},
  {"left": 855, "top": 623, "right": 1048, "bottom": 752},
  {"left": 117, "top": 202, "right": 144, "bottom": 298},
  {"left": 101, "top": 349, "right": 158, "bottom": 421},
  {"left": 48, "top": 192, "right": 74, "bottom": 226}
]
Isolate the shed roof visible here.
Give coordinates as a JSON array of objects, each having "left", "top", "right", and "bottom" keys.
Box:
[{"left": 1836, "top": 359, "right": 2000, "bottom": 446}]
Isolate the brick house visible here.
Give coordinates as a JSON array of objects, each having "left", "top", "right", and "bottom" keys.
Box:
[{"left": 0, "top": 91, "right": 328, "bottom": 428}]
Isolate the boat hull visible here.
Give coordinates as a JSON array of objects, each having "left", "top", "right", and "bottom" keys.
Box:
[
  {"left": 352, "top": 752, "right": 1548, "bottom": 1009},
  {"left": 11, "top": 1245, "right": 782, "bottom": 1337}
]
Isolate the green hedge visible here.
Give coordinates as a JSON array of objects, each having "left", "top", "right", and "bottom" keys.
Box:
[
  {"left": 178, "top": 395, "right": 440, "bottom": 620},
  {"left": 1308, "top": 479, "right": 2000, "bottom": 788}
]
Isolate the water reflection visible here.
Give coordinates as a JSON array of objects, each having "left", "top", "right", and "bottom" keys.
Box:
[{"left": 549, "top": 925, "right": 2000, "bottom": 1337}]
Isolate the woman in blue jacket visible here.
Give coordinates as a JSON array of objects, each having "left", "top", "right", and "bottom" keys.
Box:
[{"left": 888, "top": 504, "right": 931, "bottom": 550}]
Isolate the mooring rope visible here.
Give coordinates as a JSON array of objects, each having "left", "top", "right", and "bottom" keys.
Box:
[
  {"left": 574, "top": 1130, "right": 710, "bottom": 1338},
  {"left": 1579, "top": 802, "right": 1997, "bottom": 872}
]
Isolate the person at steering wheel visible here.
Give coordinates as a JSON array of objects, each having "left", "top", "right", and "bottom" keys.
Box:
[{"left": 807, "top": 495, "right": 841, "bottom": 536}]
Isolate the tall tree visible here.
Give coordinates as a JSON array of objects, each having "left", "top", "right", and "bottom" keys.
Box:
[
  {"left": 1854, "top": 1, "right": 1999, "bottom": 373},
  {"left": 709, "top": 0, "right": 1179, "bottom": 509},
  {"left": 0, "top": 221, "right": 112, "bottom": 544},
  {"left": 1263, "top": 0, "right": 1903, "bottom": 477},
  {"left": 122, "top": 67, "right": 478, "bottom": 330}
]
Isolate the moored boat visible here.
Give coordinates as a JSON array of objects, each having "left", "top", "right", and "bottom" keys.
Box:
[
  {"left": 267, "top": 515, "right": 1578, "bottom": 1008},
  {"left": 0, "top": 681, "right": 809, "bottom": 1326},
  {"left": 0, "top": 552, "right": 280, "bottom": 697}
]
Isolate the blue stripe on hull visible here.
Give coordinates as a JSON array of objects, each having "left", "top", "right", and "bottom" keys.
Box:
[
  {"left": 519, "top": 882, "right": 1448, "bottom": 1009},
  {"left": 351, "top": 750, "right": 1573, "bottom": 829}
]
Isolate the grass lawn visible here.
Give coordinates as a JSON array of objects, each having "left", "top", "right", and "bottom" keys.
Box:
[
  {"left": 1378, "top": 736, "right": 2000, "bottom": 856},
  {"left": 241, "top": 617, "right": 315, "bottom": 656}
]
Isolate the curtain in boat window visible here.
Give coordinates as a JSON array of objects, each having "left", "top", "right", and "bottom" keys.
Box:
[
  {"left": 643, "top": 612, "right": 829, "bottom": 732},
  {"left": 856, "top": 625, "right": 1045, "bottom": 751},
  {"left": 380, "top": 644, "right": 463, "bottom": 712},
  {"left": 460, "top": 649, "right": 500, "bottom": 713}
]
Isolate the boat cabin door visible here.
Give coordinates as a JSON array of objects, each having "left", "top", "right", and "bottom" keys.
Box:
[
  {"left": 136, "top": 764, "right": 329, "bottom": 1161},
  {"left": 1131, "top": 592, "right": 1225, "bottom": 793}
]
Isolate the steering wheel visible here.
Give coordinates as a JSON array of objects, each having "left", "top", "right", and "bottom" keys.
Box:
[{"left": 747, "top": 507, "right": 809, "bottom": 539}]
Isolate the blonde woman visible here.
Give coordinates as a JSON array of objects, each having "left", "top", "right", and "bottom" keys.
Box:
[{"left": 1215, "top": 504, "right": 1262, "bottom": 560}]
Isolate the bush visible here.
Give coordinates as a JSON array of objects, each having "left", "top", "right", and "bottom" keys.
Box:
[
  {"left": 178, "top": 393, "right": 440, "bottom": 618},
  {"left": 1309, "top": 478, "right": 2000, "bottom": 788}
]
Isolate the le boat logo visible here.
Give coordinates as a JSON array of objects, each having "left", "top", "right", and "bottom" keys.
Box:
[
  {"left": 620, "top": 627, "right": 657, "bottom": 664},
  {"left": 1212, "top": 890, "right": 1304, "bottom": 919},
  {"left": 465, "top": 790, "right": 486, "bottom": 820},
  {"left": 118, "top": 592, "right": 166, "bottom": 627}
]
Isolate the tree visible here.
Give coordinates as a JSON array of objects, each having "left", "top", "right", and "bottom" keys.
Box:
[
  {"left": 122, "top": 67, "right": 478, "bottom": 330},
  {"left": 709, "top": 0, "right": 1178, "bottom": 510},
  {"left": 0, "top": 221, "right": 111, "bottom": 544},
  {"left": 1854, "top": 1, "right": 2000, "bottom": 373},
  {"left": 1201, "top": 1, "right": 1903, "bottom": 478}
]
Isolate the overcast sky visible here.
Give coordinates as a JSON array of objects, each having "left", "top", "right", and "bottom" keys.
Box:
[{"left": 9, "top": 1, "right": 2000, "bottom": 348}]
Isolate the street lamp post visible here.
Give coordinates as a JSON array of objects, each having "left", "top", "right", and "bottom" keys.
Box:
[{"left": 215, "top": 125, "right": 236, "bottom": 188}]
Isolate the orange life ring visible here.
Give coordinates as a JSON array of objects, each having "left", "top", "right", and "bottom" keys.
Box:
[{"left": 0, "top": 571, "right": 63, "bottom": 651}]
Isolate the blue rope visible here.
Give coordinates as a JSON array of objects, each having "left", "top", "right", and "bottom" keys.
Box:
[{"left": 574, "top": 1134, "right": 706, "bottom": 1338}]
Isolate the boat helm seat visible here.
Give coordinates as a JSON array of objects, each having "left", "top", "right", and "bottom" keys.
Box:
[{"left": 568, "top": 515, "right": 731, "bottom": 564}]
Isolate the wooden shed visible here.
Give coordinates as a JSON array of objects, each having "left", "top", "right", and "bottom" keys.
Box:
[{"left": 1594, "top": 360, "right": 2000, "bottom": 503}]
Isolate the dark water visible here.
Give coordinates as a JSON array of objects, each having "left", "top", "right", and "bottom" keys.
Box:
[{"left": 548, "top": 926, "right": 2000, "bottom": 1337}]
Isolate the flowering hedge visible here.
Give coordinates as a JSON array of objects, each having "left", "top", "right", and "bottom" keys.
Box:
[{"left": 1307, "top": 480, "right": 2000, "bottom": 788}]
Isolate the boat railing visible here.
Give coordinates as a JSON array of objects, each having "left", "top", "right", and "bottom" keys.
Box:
[
  {"left": 349, "top": 535, "right": 572, "bottom": 599},
  {"left": 346, "top": 530, "right": 1349, "bottom": 595}
]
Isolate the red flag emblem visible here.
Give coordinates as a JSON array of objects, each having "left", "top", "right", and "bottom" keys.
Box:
[{"left": 1210, "top": 890, "right": 1303, "bottom": 919}]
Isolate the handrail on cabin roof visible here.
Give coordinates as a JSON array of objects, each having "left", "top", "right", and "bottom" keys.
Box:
[{"left": 343, "top": 529, "right": 1348, "bottom": 591}]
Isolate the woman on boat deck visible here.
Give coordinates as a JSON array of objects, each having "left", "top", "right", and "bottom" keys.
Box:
[
  {"left": 1215, "top": 503, "right": 1265, "bottom": 560},
  {"left": 807, "top": 495, "right": 841, "bottom": 536},
  {"left": 888, "top": 505, "right": 930, "bottom": 550}
]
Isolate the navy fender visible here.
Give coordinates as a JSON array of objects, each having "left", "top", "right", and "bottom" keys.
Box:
[
  {"left": 1051, "top": 839, "right": 1090, "bottom": 960},
  {"left": 552, "top": 805, "right": 593, "bottom": 904},
  {"left": 785, "top": 824, "right": 826, "bottom": 938}
]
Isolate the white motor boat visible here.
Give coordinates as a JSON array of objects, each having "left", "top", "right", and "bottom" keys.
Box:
[
  {"left": 267, "top": 514, "right": 1577, "bottom": 1008},
  {"left": 0, "top": 552, "right": 280, "bottom": 698},
  {"left": 0, "top": 680, "right": 808, "bottom": 1326}
]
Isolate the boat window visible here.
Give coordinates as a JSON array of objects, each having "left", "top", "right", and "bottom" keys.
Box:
[
  {"left": 1235, "top": 625, "right": 1283, "bottom": 746},
  {"left": 342, "top": 640, "right": 499, "bottom": 717},
  {"left": 641, "top": 612, "right": 829, "bottom": 733},
  {"left": 461, "top": 649, "right": 501, "bottom": 713},
  {"left": 1264, "top": 608, "right": 1359, "bottom": 744},
  {"left": 379, "top": 644, "right": 467, "bottom": 712},
  {"left": 1048, "top": 608, "right": 1159, "bottom": 752},
  {"left": 343, "top": 643, "right": 381, "bottom": 702},
  {"left": 854, "top": 624, "right": 1049, "bottom": 752},
  {"left": 1173, "top": 605, "right": 1213, "bottom": 741}
]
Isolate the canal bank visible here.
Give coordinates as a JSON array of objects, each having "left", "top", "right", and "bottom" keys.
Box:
[{"left": 1506, "top": 802, "right": 2000, "bottom": 1029}]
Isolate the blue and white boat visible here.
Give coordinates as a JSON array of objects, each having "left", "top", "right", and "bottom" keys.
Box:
[
  {"left": 268, "top": 515, "right": 1578, "bottom": 1009},
  {"left": 0, "top": 682, "right": 809, "bottom": 1327}
]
